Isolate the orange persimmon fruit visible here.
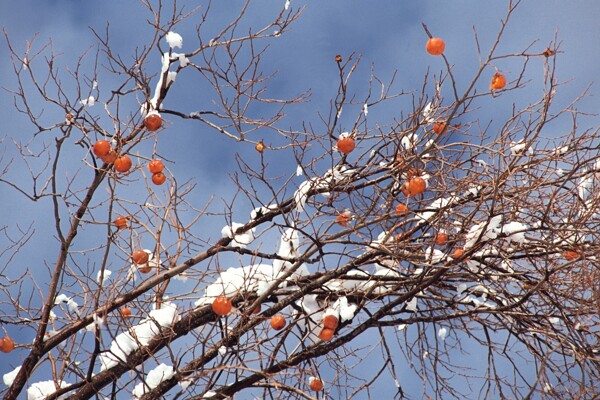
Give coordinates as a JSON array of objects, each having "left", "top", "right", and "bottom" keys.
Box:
[
  {"left": 131, "top": 250, "right": 149, "bottom": 265},
  {"left": 212, "top": 296, "right": 233, "bottom": 316},
  {"left": 433, "top": 121, "right": 448, "bottom": 135},
  {"left": 490, "top": 72, "right": 507, "bottom": 90},
  {"left": 148, "top": 159, "right": 165, "bottom": 174},
  {"left": 323, "top": 314, "right": 339, "bottom": 330},
  {"left": 93, "top": 140, "right": 111, "bottom": 157},
  {"left": 337, "top": 136, "right": 356, "bottom": 154},
  {"left": 309, "top": 377, "right": 324, "bottom": 391},
  {"left": 426, "top": 37, "right": 445, "bottom": 56},
  {"left": 563, "top": 249, "right": 580, "bottom": 262},
  {"left": 119, "top": 307, "right": 132, "bottom": 318},
  {"left": 144, "top": 113, "right": 163, "bottom": 131},
  {"left": 395, "top": 203, "right": 409, "bottom": 215},
  {"left": 318, "top": 328, "right": 335, "bottom": 341},
  {"left": 0, "top": 336, "right": 15, "bottom": 353},
  {"left": 452, "top": 248, "right": 465, "bottom": 260},
  {"left": 270, "top": 315, "right": 286, "bottom": 331},
  {"left": 152, "top": 172, "right": 167, "bottom": 185},
  {"left": 336, "top": 211, "right": 352, "bottom": 227},
  {"left": 100, "top": 148, "right": 117, "bottom": 164},
  {"left": 403, "top": 177, "right": 427, "bottom": 197},
  {"left": 114, "top": 155, "right": 133, "bottom": 173},
  {"left": 434, "top": 232, "right": 449, "bottom": 246},
  {"left": 113, "top": 216, "right": 128, "bottom": 230}
]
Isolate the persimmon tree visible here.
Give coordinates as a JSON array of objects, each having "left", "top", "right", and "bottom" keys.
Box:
[{"left": 1, "top": 1, "right": 599, "bottom": 399}]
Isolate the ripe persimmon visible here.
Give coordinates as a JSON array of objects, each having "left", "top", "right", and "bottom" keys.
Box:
[
  {"left": 563, "top": 249, "right": 580, "bottom": 262},
  {"left": 270, "top": 315, "right": 286, "bottom": 330},
  {"left": 148, "top": 159, "right": 165, "bottom": 174},
  {"left": 131, "top": 250, "right": 149, "bottom": 265},
  {"left": 119, "top": 307, "right": 132, "bottom": 318},
  {"left": 336, "top": 211, "right": 352, "bottom": 227},
  {"left": 0, "top": 336, "right": 15, "bottom": 353},
  {"left": 255, "top": 141, "right": 265, "bottom": 153},
  {"left": 309, "top": 377, "right": 324, "bottom": 391},
  {"left": 452, "top": 248, "right": 465, "bottom": 260},
  {"left": 318, "top": 328, "right": 335, "bottom": 341},
  {"left": 114, "top": 156, "right": 133, "bottom": 173},
  {"left": 434, "top": 232, "right": 449, "bottom": 246},
  {"left": 395, "top": 203, "right": 409, "bottom": 215},
  {"left": 113, "top": 216, "right": 128, "bottom": 230},
  {"left": 433, "top": 121, "right": 448, "bottom": 135},
  {"left": 403, "top": 177, "right": 427, "bottom": 197},
  {"left": 212, "top": 296, "right": 232, "bottom": 316},
  {"left": 100, "top": 148, "right": 117, "bottom": 164},
  {"left": 152, "top": 172, "right": 167, "bottom": 185},
  {"left": 337, "top": 136, "right": 356, "bottom": 154},
  {"left": 490, "top": 72, "right": 507, "bottom": 90},
  {"left": 93, "top": 140, "right": 111, "bottom": 157},
  {"left": 144, "top": 113, "right": 163, "bottom": 131},
  {"left": 426, "top": 37, "right": 445, "bottom": 56},
  {"left": 323, "top": 314, "right": 339, "bottom": 330}
]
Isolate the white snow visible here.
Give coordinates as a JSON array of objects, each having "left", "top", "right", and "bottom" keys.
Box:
[
  {"left": 96, "top": 269, "right": 112, "bottom": 284},
  {"left": 500, "top": 221, "right": 528, "bottom": 243},
  {"left": 100, "top": 303, "right": 179, "bottom": 371},
  {"left": 165, "top": 32, "right": 183, "bottom": 49},
  {"left": 294, "top": 166, "right": 354, "bottom": 212},
  {"left": 80, "top": 96, "right": 95, "bottom": 107},
  {"left": 405, "top": 297, "right": 418, "bottom": 312},
  {"left": 578, "top": 172, "right": 593, "bottom": 199},
  {"left": 250, "top": 204, "right": 277, "bottom": 220},
  {"left": 424, "top": 246, "right": 447, "bottom": 264},
  {"left": 221, "top": 223, "right": 255, "bottom": 248},
  {"left": 284, "top": 0, "right": 290, "bottom": 10},
  {"left": 464, "top": 215, "right": 503, "bottom": 249},
  {"left": 54, "top": 294, "right": 80, "bottom": 314},
  {"left": 3, "top": 366, "right": 21, "bottom": 386},
  {"left": 438, "top": 327, "right": 448, "bottom": 340},
  {"left": 332, "top": 296, "right": 357, "bottom": 322},
  {"left": 363, "top": 103, "right": 369, "bottom": 116},
  {"left": 510, "top": 140, "right": 527, "bottom": 155},
  {"left": 132, "top": 363, "right": 175, "bottom": 399},
  {"left": 27, "top": 380, "right": 70, "bottom": 400},
  {"left": 401, "top": 132, "right": 418, "bottom": 151},
  {"left": 296, "top": 165, "right": 303, "bottom": 176},
  {"left": 422, "top": 102, "right": 434, "bottom": 124}
]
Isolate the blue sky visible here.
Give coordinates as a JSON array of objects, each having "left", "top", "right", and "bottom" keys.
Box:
[{"left": 1, "top": 1, "right": 600, "bottom": 397}]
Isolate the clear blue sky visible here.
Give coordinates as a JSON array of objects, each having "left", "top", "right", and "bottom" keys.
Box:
[{"left": 1, "top": 0, "right": 599, "bottom": 397}]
